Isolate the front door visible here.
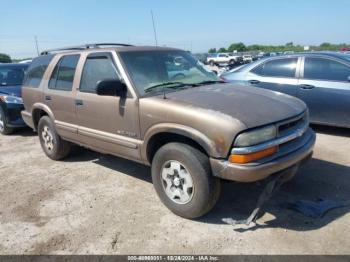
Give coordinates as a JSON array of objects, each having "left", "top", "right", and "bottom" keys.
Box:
[
  {"left": 75, "top": 52, "right": 141, "bottom": 160},
  {"left": 247, "top": 57, "right": 300, "bottom": 97}
]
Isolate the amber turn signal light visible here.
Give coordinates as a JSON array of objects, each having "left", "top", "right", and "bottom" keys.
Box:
[{"left": 229, "top": 146, "right": 278, "bottom": 164}]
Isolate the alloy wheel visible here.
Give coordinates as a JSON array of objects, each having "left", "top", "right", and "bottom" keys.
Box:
[
  {"left": 41, "top": 126, "right": 54, "bottom": 151},
  {"left": 161, "top": 160, "right": 194, "bottom": 204}
]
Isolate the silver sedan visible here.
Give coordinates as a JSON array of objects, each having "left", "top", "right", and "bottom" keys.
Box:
[{"left": 221, "top": 52, "right": 350, "bottom": 128}]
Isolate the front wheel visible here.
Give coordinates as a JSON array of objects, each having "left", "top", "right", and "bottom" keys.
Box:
[{"left": 151, "top": 142, "right": 221, "bottom": 219}]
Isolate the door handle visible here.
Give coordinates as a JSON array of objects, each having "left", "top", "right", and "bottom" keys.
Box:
[
  {"left": 248, "top": 80, "right": 260, "bottom": 85},
  {"left": 45, "top": 95, "right": 52, "bottom": 101},
  {"left": 300, "top": 84, "right": 315, "bottom": 90},
  {"left": 75, "top": 99, "right": 84, "bottom": 106}
]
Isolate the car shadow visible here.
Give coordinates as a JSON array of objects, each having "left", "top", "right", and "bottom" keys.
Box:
[
  {"left": 66, "top": 149, "right": 152, "bottom": 183},
  {"left": 311, "top": 124, "right": 350, "bottom": 138},
  {"left": 66, "top": 148, "right": 350, "bottom": 232},
  {"left": 10, "top": 127, "right": 36, "bottom": 137},
  {"left": 199, "top": 157, "right": 350, "bottom": 232}
]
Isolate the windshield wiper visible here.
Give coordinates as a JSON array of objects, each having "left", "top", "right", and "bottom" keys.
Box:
[{"left": 144, "top": 81, "right": 187, "bottom": 93}]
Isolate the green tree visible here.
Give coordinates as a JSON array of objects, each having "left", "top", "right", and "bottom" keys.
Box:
[
  {"left": 0, "top": 53, "right": 11, "bottom": 63},
  {"left": 218, "top": 47, "right": 227, "bottom": 52},
  {"left": 227, "top": 42, "right": 246, "bottom": 52},
  {"left": 208, "top": 48, "right": 217, "bottom": 53},
  {"left": 247, "top": 44, "right": 262, "bottom": 51}
]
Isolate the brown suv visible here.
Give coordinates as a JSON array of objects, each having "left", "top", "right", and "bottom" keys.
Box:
[{"left": 21, "top": 44, "right": 316, "bottom": 218}]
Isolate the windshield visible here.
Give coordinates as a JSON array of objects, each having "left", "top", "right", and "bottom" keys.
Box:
[
  {"left": 0, "top": 65, "right": 28, "bottom": 86},
  {"left": 119, "top": 50, "right": 219, "bottom": 96}
]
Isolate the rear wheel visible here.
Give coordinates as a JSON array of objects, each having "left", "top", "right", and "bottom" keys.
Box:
[
  {"left": 0, "top": 107, "right": 14, "bottom": 135},
  {"left": 38, "top": 116, "right": 71, "bottom": 160},
  {"left": 151, "top": 142, "right": 221, "bottom": 219},
  {"left": 209, "top": 60, "right": 215, "bottom": 66}
]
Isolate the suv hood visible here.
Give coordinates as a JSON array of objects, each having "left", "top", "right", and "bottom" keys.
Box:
[
  {"left": 165, "top": 83, "right": 306, "bottom": 128},
  {"left": 0, "top": 85, "right": 22, "bottom": 97}
]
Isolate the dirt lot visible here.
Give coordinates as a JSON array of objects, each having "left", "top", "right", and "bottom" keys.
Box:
[{"left": 0, "top": 125, "right": 349, "bottom": 254}]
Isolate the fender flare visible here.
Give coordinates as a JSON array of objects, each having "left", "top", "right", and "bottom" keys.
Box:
[
  {"left": 31, "top": 103, "right": 55, "bottom": 129},
  {"left": 141, "top": 123, "right": 219, "bottom": 164}
]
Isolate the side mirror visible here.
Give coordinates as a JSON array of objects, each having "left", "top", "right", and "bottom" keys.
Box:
[
  {"left": 348, "top": 76, "right": 350, "bottom": 82},
  {"left": 96, "top": 79, "right": 127, "bottom": 97}
]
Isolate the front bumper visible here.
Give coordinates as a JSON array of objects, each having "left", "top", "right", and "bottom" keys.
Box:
[
  {"left": 1, "top": 103, "right": 26, "bottom": 128},
  {"left": 210, "top": 128, "right": 316, "bottom": 182}
]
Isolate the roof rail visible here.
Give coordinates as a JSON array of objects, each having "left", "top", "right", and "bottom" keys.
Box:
[{"left": 40, "top": 43, "right": 133, "bottom": 55}]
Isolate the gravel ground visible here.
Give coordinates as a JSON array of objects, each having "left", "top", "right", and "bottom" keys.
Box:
[{"left": 0, "top": 125, "right": 349, "bottom": 254}]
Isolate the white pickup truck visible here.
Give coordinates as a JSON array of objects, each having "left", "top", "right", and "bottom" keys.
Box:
[{"left": 207, "top": 53, "right": 242, "bottom": 66}]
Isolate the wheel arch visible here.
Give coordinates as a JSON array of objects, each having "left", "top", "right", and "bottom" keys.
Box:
[
  {"left": 142, "top": 124, "right": 217, "bottom": 165},
  {"left": 31, "top": 103, "right": 55, "bottom": 131}
]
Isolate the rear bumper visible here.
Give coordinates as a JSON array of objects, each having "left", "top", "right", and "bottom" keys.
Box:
[
  {"left": 21, "top": 110, "right": 35, "bottom": 129},
  {"left": 210, "top": 128, "right": 316, "bottom": 182}
]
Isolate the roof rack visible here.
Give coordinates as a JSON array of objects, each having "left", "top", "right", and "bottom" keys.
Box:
[{"left": 40, "top": 43, "right": 133, "bottom": 55}]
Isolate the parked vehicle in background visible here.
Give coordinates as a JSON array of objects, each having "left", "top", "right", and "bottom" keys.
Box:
[
  {"left": 228, "top": 53, "right": 243, "bottom": 64},
  {"left": 192, "top": 53, "right": 208, "bottom": 65},
  {"left": 0, "top": 63, "right": 29, "bottom": 134},
  {"left": 22, "top": 43, "right": 315, "bottom": 218},
  {"left": 207, "top": 53, "right": 240, "bottom": 66},
  {"left": 243, "top": 55, "right": 253, "bottom": 63},
  {"left": 221, "top": 52, "right": 350, "bottom": 128}
]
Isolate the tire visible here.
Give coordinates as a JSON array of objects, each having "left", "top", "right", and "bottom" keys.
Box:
[
  {"left": 209, "top": 60, "right": 215, "bottom": 66},
  {"left": 151, "top": 142, "right": 221, "bottom": 219},
  {"left": 0, "top": 106, "right": 14, "bottom": 135},
  {"left": 229, "top": 59, "right": 234, "bottom": 65},
  {"left": 38, "top": 116, "right": 71, "bottom": 160}
]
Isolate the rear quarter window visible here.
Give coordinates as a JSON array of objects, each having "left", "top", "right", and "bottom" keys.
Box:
[{"left": 23, "top": 55, "right": 54, "bottom": 88}]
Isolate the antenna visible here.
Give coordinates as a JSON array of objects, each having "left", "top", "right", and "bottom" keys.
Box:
[
  {"left": 151, "top": 10, "right": 158, "bottom": 46},
  {"left": 34, "top": 36, "right": 39, "bottom": 56}
]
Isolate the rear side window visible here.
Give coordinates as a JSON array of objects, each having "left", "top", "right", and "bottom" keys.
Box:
[
  {"left": 80, "top": 54, "right": 119, "bottom": 93},
  {"left": 304, "top": 57, "right": 350, "bottom": 82},
  {"left": 49, "top": 55, "right": 80, "bottom": 91},
  {"left": 23, "top": 55, "right": 53, "bottom": 88},
  {"left": 251, "top": 58, "right": 298, "bottom": 78}
]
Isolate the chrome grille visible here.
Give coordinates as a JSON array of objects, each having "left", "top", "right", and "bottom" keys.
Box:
[{"left": 277, "top": 112, "right": 307, "bottom": 138}]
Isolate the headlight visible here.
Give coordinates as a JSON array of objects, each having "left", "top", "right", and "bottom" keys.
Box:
[
  {"left": 0, "top": 95, "right": 23, "bottom": 104},
  {"left": 234, "top": 125, "right": 276, "bottom": 147}
]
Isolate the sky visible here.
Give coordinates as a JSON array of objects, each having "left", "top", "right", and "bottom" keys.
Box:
[{"left": 1, "top": 0, "right": 350, "bottom": 58}]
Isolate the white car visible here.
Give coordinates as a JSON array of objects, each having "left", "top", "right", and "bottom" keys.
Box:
[
  {"left": 207, "top": 53, "right": 241, "bottom": 66},
  {"left": 242, "top": 55, "right": 253, "bottom": 63}
]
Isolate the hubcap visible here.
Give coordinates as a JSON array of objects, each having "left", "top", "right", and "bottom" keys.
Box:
[
  {"left": 161, "top": 160, "right": 194, "bottom": 204},
  {"left": 41, "top": 126, "right": 54, "bottom": 151},
  {"left": 0, "top": 113, "right": 4, "bottom": 132}
]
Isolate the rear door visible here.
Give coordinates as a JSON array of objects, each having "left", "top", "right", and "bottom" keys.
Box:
[
  {"left": 297, "top": 56, "right": 350, "bottom": 127},
  {"left": 44, "top": 54, "right": 80, "bottom": 140},
  {"left": 247, "top": 57, "right": 301, "bottom": 97},
  {"left": 75, "top": 52, "right": 141, "bottom": 160}
]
